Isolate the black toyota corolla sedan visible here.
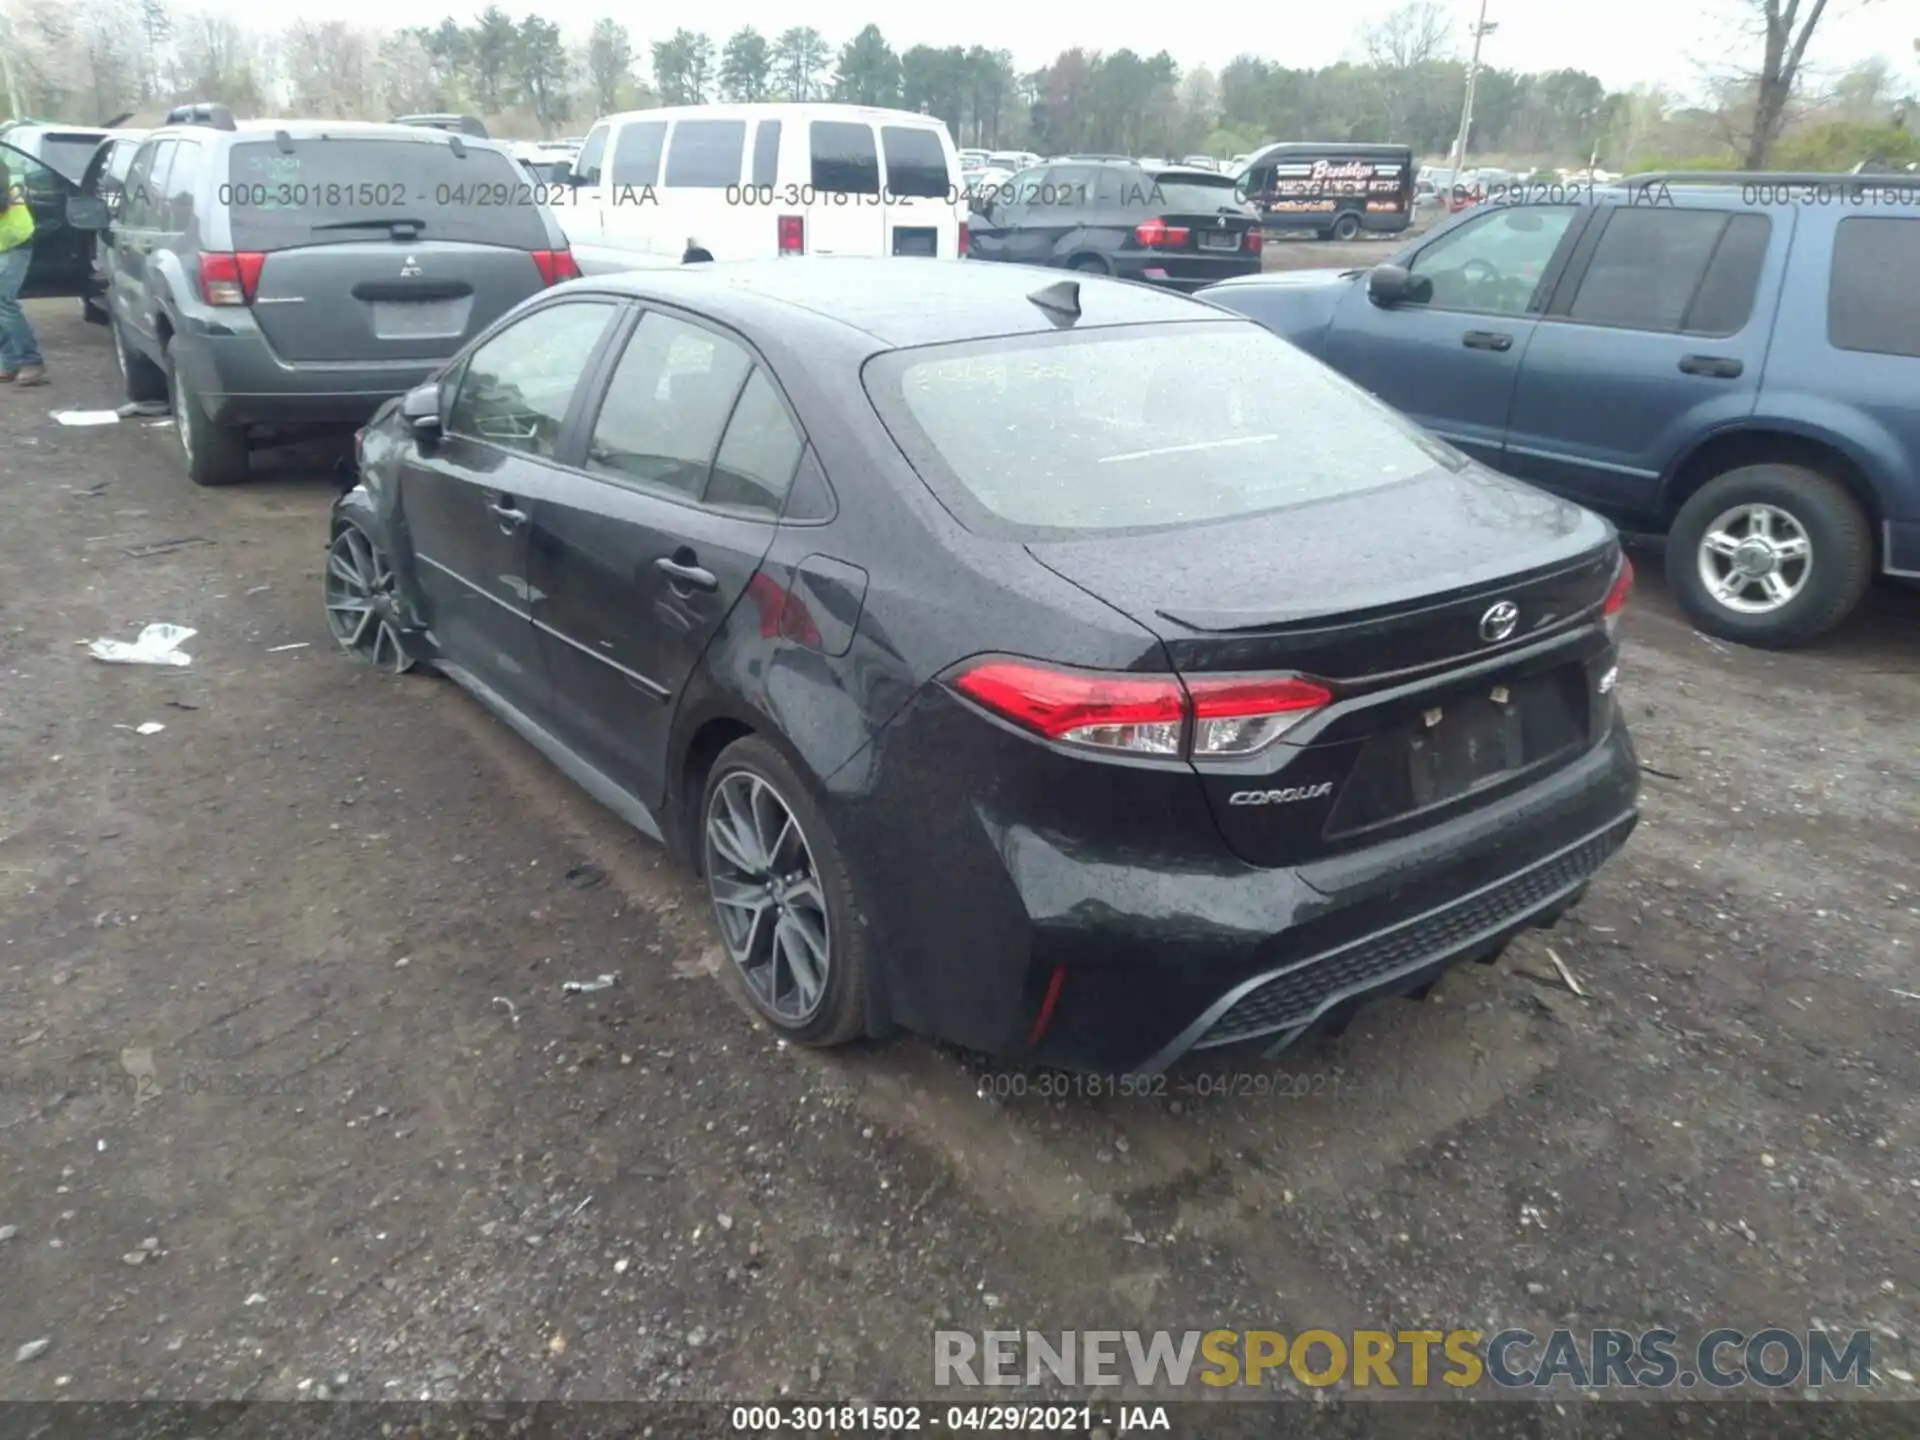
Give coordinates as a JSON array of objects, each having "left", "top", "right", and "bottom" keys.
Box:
[{"left": 328, "top": 258, "right": 1639, "bottom": 1074}]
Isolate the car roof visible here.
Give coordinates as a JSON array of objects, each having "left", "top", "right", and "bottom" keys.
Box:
[
  {"left": 593, "top": 102, "right": 947, "bottom": 129},
  {"left": 573, "top": 258, "right": 1233, "bottom": 350}
]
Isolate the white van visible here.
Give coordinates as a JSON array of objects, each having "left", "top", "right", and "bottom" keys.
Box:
[{"left": 555, "top": 103, "right": 966, "bottom": 270}]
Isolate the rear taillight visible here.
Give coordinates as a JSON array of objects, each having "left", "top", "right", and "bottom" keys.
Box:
[
  {"left": 778, "top": 214, "right": 805, "bottom": 254},
  {"left": 199, "top": 251, "right": 264, "bottom": 306},
  {"left": 951, "top": 660, "right": 1332, "bottom": 759},
  {"left": 1245, "top": 228, "right": 1264, "bottom": 253},
  {"left": 958, "top": 222, "right": 969, "bottom": 257},
  {"left": 1602, "top": 553, "right": 1634, "bottom": 639},
  {"left": 530, "top": 249, "right": 580, "bottom": 285},
  {"left": 1132, "top": 217, "right": 1190, "bottom": 248}
]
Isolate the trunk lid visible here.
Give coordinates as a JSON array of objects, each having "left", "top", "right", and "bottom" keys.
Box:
[
  {"left": 1026, "top": 466, "right": 1621, "bottom": 867},
  {"left": 244, "top": 239, "right": 548, "bottom": 363}
]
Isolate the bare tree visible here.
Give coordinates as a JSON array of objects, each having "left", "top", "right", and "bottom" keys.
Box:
[
  {"left": 1719, "top": 0, "right": 1880, "bottom": 168},
  {"left": 1362, "top": 0, "right": 1452, "bottom": 71}
]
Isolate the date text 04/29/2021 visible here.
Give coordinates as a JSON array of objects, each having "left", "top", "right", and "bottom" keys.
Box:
[{"left": 729, "top": 1405, "right": 1172, "bottom": 1432}]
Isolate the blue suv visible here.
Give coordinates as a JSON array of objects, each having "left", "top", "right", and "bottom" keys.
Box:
[{"left": 1201, "top": 172, "right": 1920, "bottom": 648}]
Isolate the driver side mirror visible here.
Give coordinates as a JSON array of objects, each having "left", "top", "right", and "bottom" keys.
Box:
[
  {"left": 66, "top": 194, "right": 110, "bottom": 232},
  {"left": 1367, "top": 264, "right": 1431, "bottom": 308},
  {"left": 400, "top": 382, "right": 444, "bottom": 445}
]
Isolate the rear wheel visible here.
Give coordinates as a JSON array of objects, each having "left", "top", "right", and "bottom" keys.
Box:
[
  {"left": 114, "top": 318, "right": 168, "bottom": 404},
  {"left": 1068, "top": 254, "right": 1109, "bottom": 274},
  {"left": 701, "top": 736, "right": 868, "bottom": 1048},
  {"left": 1331, "top": 212, "right": 1363, "bottom": 241},
  {"left": 1666, "top": 463, "right": 1873, "bottom": 648},
  {"left": 166, "top": 346, "right": 250, "bottom": 487}
]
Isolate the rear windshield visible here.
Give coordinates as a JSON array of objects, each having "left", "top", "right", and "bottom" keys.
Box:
[
  {"left": 865, "top": 321, "right": 1463, "bottom": 538},
  {"left": 224, "top": 138, "right": 549, "bottom": 250},
  {"left": 1146, "top": 173, "right": 1246, "bottom": 213}
]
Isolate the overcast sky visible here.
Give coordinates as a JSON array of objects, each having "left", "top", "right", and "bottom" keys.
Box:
[{"left": 217, "top": 0, "right": 1915, "bottom": 98}]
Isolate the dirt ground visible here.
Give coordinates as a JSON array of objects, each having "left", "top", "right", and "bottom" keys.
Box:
[{"left": 2, "top": 272, "right": 1918, "bottom": 1432}]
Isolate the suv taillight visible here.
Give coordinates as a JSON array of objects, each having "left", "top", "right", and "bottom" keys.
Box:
[
  {"left": 199, "top": 251, "right": 264, "bottom": 306},
  {"left": 778, "top": 215, "right": 805, "bottom": 255},
  {"left": 1245, "top": 228, "right": 1264, "bottom": 253},
  {"left": 958, "top": 222, "right": 969, "bottom": 257},
  {"left": 952, "top": 660, "right": 1332, "bottom": 759},
  {"left": 1602, "top": 553, "right": 1634, "bottom": 639},
  {"left": 530, "top": 249, "right": 580, "bottom": 285},
  {"left": 1133, "top": 218, "right": 1190, "bottom": 248}
]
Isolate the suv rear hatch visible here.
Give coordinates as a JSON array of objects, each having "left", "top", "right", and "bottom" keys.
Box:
[
  {"left": 223, "top": 136, "right": 564, "bottom": 363},
  {"left": 863, "top": 316, "right": 1625, "bottom": 868},
  {"left": 1127, "top": 170, "right": 1262, "bottom": 282}
]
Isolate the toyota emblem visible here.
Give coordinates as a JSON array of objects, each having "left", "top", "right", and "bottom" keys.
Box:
[{"left": 1479, "top": 601, "right": 1519, "bottom": 642}]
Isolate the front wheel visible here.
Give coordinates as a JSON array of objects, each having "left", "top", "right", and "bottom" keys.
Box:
[
  {"left": 1666, "top": 464, "right": 1873, "bottom": 648},
  {"left": 701, "top": 736, "right": 868, "bottom": 1047},
  {"left": 324, "top": 524, "right": 417, "bottom": 673}
]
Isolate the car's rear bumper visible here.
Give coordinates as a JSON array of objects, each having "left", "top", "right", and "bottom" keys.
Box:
[
  {"left": 1114, "top": 254, "right": 1261, "bottom": 292},
  {"left": 832, "top": 691, "right": 1639, "bottom": 1074},
  {"left": 177, "top": 328, "right": 443, "bottom": 429}
]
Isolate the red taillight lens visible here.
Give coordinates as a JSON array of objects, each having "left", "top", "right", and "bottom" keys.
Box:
[
  {"left": 1185, "top": 675, "right": 1335, "bottom": 756},
  {"left": 530, "top": 249, "right": 580, "bottom": 285},
  {"left": 777, "top": 214, "right": 804, "bottom": 254},
  {"left": 958, "top": 222, "right": 969, "bottom": 257},
  {"left": 1132, "top": 217, "right": 1190, "bottom": 248},
  {"left": 951, "top": 660, "right": 1331, "bottom": 759},
  {"left": 1602, "top": 553, "right": 1634, "bottom": 638},
  {"left": 1245, "top": 228, "right": 1263, "bottom": 253},
  {"left": 199, "top": 251, "right": 263, "bottom": 306}
]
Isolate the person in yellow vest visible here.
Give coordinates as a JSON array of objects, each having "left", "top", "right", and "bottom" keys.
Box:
[{"left": 0, "top": 159, "right": 48, "bottom": 387}]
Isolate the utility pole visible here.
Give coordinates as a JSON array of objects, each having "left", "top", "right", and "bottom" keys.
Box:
[
  {"left": 0, "top": 12, "right": 26, "bottom": 122},
  {"left": 1448, "top": 0, "right": 1497, "bottom": 176}
]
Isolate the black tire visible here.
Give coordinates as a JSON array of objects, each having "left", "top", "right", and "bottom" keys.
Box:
[
  {"left": 699, "top": 735, "right": 869, "bottom": 1048},
  {"left": 165, "top": 346, "right": 250, "bottom": 487},
  {"left": 1331, "top": 212, "right": 1363, "bottom": 241},
  {"left": 1666, "top": 463, "right": 1873, "bottom": 648},
  {"left": 1068, "top": 254, "right": 1109, "bottom": 274},
  {"left": 114, "top": 318, "right": 168, "bottom": 404}
]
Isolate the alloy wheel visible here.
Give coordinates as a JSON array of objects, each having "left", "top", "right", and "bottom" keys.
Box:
[
  {"left": 324, "top": 527, "right": 413, "bottom": 672},
  {"left": 1696, "top": 503, "right": 1812, "bottom": 614},
  {"left": 704, "top": 771, "right": 831, "bottom": 1026}
]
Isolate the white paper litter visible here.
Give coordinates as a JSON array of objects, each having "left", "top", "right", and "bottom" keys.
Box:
[
  {"left": 88, "top": 624, "right": 196, "bottom": 667},
  {"left": 52, "top": 410, "right": 122, "bottom": 426},
  {"left": 266, "top": 642, "right": 310, "bottom": 652},
  {"left": 561, "top": 973, "right": 618, "bottom": 995},
  {"left": 110, "top": 722, "right": 167, "bottom": 735}
]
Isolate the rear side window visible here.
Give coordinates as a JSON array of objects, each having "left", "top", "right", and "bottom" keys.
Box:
[
  {"left": 163, "top": 140, "right": 203, "bottom": 231},
  {"left": 1680, "top": 213, "right": 1771, "bottom": 335},
  {"left": 224, "top": 139, "right": 549, "bottom": 250},
  {"left": 573, "top": 125, "right": 608, "bottom": 185},
  {"left": 124, "top": 140, "right": 176, "bottom": 228},
  {"left": 1566, "top": 208, "right": 1734, "bottom": 333},
  {"left": 880, "top": 126, "right": 948, "bottom": 199},
  {"left": 664, "top": 120, "right": 745, "bottom": 188},
  {"left": 585, "top": 314, "right": 754, "bottom": 502},
  {"left": 107, "top": 141, "right": 141, "bottom": 186},
  {"left": 609, "top": 121, "right": 666, "bottom": 187},
  {"left": 752, "top": 121, "right": 781, "bottom": 187},
  {"left": 865, "top": 321, "right": 1461, "bottom": 537},
  {"left": 811, "top": 121, "right": 878, "bottom": 196},
  {"left": 710, "top": 370, "right": 804, "bottom": 517},
  {"left": 1829, "top": 217, "right": 1920, "bottom": 358}
]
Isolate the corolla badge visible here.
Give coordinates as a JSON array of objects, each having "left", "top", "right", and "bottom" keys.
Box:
[
  {"left": 400, "top": 256, "right": 422, "bottom": 277},
  {"left": 1479, "top": 600, "right": 1519, "bottom": 643},
  {"left": 1228, "top": 783, "right": 1333, "bottom": 806}
]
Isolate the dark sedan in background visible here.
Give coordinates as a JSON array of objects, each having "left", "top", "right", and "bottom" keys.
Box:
[
  {"left": 331, "top": 259, "right": 1638, "bottom": 1074},
  {"left": 967, "top": 161, "right": 1263, "bottom": 291}
]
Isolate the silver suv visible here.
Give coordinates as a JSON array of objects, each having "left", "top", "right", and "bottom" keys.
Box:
[{"left": 70, "top": 103, "right": 580, "bottom": 486}]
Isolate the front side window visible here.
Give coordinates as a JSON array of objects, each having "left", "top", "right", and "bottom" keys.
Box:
[
  {"left": 609, "top": 121, "right": 666, "bottom": 188},
  {"left": 573, "top": 125, "right": 609, "bottom": 186},
  {"left": 446, "top": 301, "right": 619, "bottom": 457},
  {"left": 584, "top": 313, "right": 754, "bottom": 501},
  {"left": 1409, "top": 205, "right": 1578, "bottom": 316}
]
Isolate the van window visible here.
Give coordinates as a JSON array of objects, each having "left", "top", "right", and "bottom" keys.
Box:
[
  {"left": 811, "top": 121, "right": 879, "bottom": 196},
  {"left": 573, "top": 125, "right": 608, "bottom": 186},
  {"left": 752, "top": 121, "right": 781, "bottom": 187},
  {"left": 665, "top": 120, "right": 746, "bottom": 188},
  {"left": 609, "top": 121, "right": 666, "bottom": 187},
  {"left": 880, "top": 126, "right": 948, "bottom": 199},
  {"left": 1829, "top": 217, "right": 1920, "bottom": 359}
]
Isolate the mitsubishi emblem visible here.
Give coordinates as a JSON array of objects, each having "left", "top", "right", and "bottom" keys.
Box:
[
  {"left": 1479, "top": 600, "right": 1519, "bottom": 643},
  {"left": 400, "top": 255, "right": 422, "bottom": 277},
  {"left": 1217, "top": 215, "right": 1227, "bottom": 227}
]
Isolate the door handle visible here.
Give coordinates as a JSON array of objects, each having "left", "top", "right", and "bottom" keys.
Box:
[
  {"left": 655, "top": 554, "right": 718, "bottom": 591},
  {"left": 488, "top": 495, "right": 528, "bottom": 526},
  {"left": 1462, "top": 330, "right": 1513, "bottom": 351},
  {"left": 1679, "top": 354, "right": 1744, "bottom": 378}
]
